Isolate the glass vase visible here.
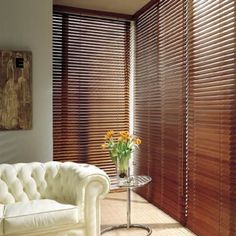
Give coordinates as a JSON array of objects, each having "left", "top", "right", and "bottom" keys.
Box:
[{"left": 116, "top": 154, "right": 130, "bottom": 178}]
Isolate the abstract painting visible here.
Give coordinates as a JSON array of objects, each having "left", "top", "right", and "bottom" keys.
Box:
[{"left": 0, "top": 50, "right": 32, "bottom": 130}]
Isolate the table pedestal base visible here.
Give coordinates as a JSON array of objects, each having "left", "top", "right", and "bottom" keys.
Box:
[
  {"left": 101, "top": 224, "right": 152, "bottom": 235},
  {"left": 103, "top": 176, "right": 152, "bottom": 235}
]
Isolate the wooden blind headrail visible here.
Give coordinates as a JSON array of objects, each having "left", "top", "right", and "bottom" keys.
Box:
[{"left": 53, "top": 5, "right": 132, "bottom": 21}]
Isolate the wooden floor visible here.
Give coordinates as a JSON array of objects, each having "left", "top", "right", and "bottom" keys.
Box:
[{"left": 101, "top": 191, "right": 196, "bottom": 236}]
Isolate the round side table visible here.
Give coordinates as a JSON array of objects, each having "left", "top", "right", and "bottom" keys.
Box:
[{"left": 101, "top": 175, "right": 152, "bottom": 236}]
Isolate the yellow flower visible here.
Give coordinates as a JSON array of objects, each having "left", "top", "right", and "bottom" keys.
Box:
[
  {"left": 119, "top": 131, "right": 130, "bottom": 141},
  {"left": 105, "top": 130, "right": 114, "bottom": 140},
  {"left": 134, "top": 138, "right": 141, "bottom": 145},
  {"left": 101, "top": 143, "right": 107, "bottom": 149}
]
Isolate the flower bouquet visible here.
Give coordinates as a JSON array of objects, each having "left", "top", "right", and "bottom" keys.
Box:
[{"left": 102, "top": 130, "right": 141, "bottom": 178}]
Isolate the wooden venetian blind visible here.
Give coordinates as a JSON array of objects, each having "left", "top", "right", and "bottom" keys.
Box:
[
  {"left": 187, "top": 0, "right": 236, "bottom": 235},
  {"left": 53, "top": 10, "right": 130, "bottom": 176},
  {"left": 134, "top": 3, "right": 159, "bottom": 199},
  {"left": 134, "top": 0, "right": 186, "bottom": 223}
]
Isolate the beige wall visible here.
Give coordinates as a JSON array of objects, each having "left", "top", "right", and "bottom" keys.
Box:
[{"left": 0, "top": 0, "right": 53, "bottom": 163}]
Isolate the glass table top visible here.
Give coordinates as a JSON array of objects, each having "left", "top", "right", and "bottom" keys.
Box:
[{"left": 109, "top": 175, "right": 152, "bottom": 190}]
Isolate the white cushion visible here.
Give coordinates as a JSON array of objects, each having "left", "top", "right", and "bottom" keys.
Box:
[
  {"left": 3, "top": 199, "right": 80, "bottom": 234},
  {"left": 0, "top": 204, "right": 3, "bottom": 236}
]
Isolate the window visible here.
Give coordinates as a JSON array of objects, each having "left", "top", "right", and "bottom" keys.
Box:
[
  {"left": 53, "top": 2, "right": 236, "bottom": 234},
  {"left": 187, "top": 0, "right": 236, "bottom": 234},
  {"left": 134, "top": 0, "right": 236, "bottom": 234},
  {"left": 53, "top": 8, "right": 130, "bottom": 176},
  {"left": 134, "top": 0, "right": 187, "bottom": 223}
]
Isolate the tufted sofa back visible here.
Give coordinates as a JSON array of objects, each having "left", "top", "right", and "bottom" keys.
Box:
[{"left": 0, "top": 162, "right": 80, "bottom": 204}]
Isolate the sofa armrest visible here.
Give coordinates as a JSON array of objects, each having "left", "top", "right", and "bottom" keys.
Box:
[
  {"left": 58, "top": 163, "right": 110, "bottom": 236},
  {"left": 79, "top": 175, "right": 109, "bottom": 236},
  {"left": 50, "top": 162, "right": 109, "bottom": 202},
  {"left": 76, "top": 174, "right": 109, "bottom": 205}
]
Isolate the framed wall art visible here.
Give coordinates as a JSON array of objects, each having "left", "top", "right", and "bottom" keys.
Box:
[{"left": 0, "top": 50, "right": 32, "bottom": 130}]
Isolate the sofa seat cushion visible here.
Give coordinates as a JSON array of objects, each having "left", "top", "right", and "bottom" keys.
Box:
[
  {"left": 3, "top": 199, "right": 80, "bottom": 234},
  {"left": 0, "top": 204, "right": 3, "bottom": 236}
]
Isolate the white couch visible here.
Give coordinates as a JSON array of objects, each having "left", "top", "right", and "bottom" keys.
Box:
[{"left": 0, "top": 161, "right": 110, "bottom": 236}]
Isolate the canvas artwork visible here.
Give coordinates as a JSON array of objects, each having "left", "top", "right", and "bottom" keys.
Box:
[{"left": 0, "top": 50, "right": 32, "bottom": 130}]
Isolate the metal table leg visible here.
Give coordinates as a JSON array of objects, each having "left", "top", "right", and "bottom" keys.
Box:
[
  {"left": 127, "top": 187, "right": 131, "bottom": 228},
  {"left": 101, "top": 187, "right": 152, "bottom": 235}
]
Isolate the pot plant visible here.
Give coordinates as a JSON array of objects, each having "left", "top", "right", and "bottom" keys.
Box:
[{"left": 101, "top": 130, "right": 141, "bottom": 178}]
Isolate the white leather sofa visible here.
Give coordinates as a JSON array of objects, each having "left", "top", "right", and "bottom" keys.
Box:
[{"left": 0, "top": 161, "right": 110, "bottom": 236}]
